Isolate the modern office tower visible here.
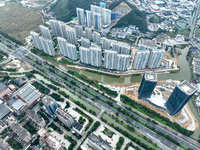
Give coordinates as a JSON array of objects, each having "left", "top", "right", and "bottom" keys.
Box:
[
  {"left": 56, "top": 108, "right": 75, "bottom": 128},
  {"left": 90, "top": 47, "right": 102, "bottom": 67},
  {"left": 93, "top": 12, "right": 102, "bottom": 30},
  {"left": 102, "top": 8, "right": 111, "bottom": 25},
  {"left": 102, "top": 37, "right": 110, "bottom": 50},
  {"left": 86, "top": 10, "right": 92, "bottom": 28},
  {"left": 100, "top": 2, "right": 106, "bottom": 8},
  {"left": 39, "top": 37, "right": 55, "bottom": 56},
  {"left": 116, "top": 54, "right": 130, "bottom": 71},
  {"left": 81, "top": 37, "right": 90, "bottom": 48},
  {"left": 30, "top": 31, "right": 43, "bottom": 50},
  {"left": 76, "top": 8, "right": 85, "bottom": 25},
  {"left": 134, "top": 50, "right": 150, "bottom": 70},
  {"left": 43, "top": 96, "right": 58, "bottom": 116},
  {"left": 49, "top": 19, "right": 60, "bottom": 37},
  {"left": 80, "top": 47, "right": 90, "bottom": 64},
  {"left": 75, "top": 25, "right": 83, "bottom": 38},
  {"left": 138, "top": 71, "right": 157, "bottom": 99},
  {"left": 85, "top": 27, "right": 93, "bottom": 41},
  {"left": 39, "top": 25, "right": 52, "bottom": 40},
  {"left": 66, "top": 27, "right": 77, "bottom": 46},
  {"left": 58, "top": 21, "right": 67, "bottom": 39},
  {"left": 165, "top": 80, "right": 197, "bottom": 116},
  {"left": 148, "top": 49, "right": 165, "bottom": 69},
  {"left": 112, "top": 42, "right": 130, "bottom": 54},
  {"left": 104, "top": 50, "right": 117, "bottom": 70},
  {"left": 93, "top": 31, "right": 101, "bottom": 45}
]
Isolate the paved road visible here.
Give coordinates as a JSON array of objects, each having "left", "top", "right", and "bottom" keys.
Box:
[{"left": 0, "top": 37, "right": 199, "bottom": 149}]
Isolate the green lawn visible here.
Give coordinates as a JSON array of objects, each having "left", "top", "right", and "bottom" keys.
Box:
[{"left": 8, "top": 138, "right": 23, "bottom": 150}]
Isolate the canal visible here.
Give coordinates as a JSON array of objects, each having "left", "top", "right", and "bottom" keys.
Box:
[{"left": 65, "top": 46, "right": 200, "bottom": 140}]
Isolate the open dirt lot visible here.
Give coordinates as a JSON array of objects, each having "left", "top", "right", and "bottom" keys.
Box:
[{"left": 0, "top": 2, "right": 44, "bottom": 42}]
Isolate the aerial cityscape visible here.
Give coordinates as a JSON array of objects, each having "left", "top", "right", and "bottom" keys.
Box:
[{"left": 0, "top": 0, "right": 200, "bottom": 150}]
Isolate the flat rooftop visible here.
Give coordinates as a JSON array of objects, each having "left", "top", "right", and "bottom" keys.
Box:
[
  {"left": 178, "top": 80, "right": 196, "bottom": 95},
  {"left": 144, "top": 71, "right": 157, "bottom": 82}
]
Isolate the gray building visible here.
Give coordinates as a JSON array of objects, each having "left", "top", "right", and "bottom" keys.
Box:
[
  {"left": 30, "top": 31, "right": 42, "bottom": 50},
  {"left": 165, "top": 80, "right": 196, "bottom": 116},
  {"left": 43, "top": 95, "right": 58, "bottom": 116},
  {"left": 39, "top": 25, "right": 52, "bottom": 40},
  {"left": 117, "top": 54, "right": 130, "bottom": 71},
  {"left": 39, "top": 36, "right": 55, "bottom": 56},
  {"left": 0, "top": 104, "right": 12, "bottom": 120},
  {"left": 0, "top": 139, "right": 12, "bottom": 150},
  {"left": 112, "top": 42, "right": 130, "bottom": 54},
  {"left": 133, "top": 50, "right": 150, "bottom": 70},
  {"left": 27, "top": 110, "right": 46, "bottom": 129},
  {"left": 56, "top": 108, "right": 75, "bottom": 128},
  {"left": 148, "top": 48, "right": 165, "bottom": 69}
]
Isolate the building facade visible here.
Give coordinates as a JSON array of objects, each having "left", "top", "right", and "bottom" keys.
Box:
[
  {"left": 39, "top": 37, "right": 55, "bottom": 56},
  {"left": 39, "top": 25, "right": 52, "bottom": 40}
]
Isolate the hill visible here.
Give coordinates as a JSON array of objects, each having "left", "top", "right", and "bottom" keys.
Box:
[
  {"left": 109, "top": 0, "right": 147, "bottom": 33},
  {"left": 49, "top": 0, "right": 101, "bottom": 22}
]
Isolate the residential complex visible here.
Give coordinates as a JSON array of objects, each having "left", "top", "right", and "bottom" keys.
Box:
[
  {"left": 30, "top": 31, "right": 42, "bottom": 50},
  {"left": 39, "top": 25, "right": 52, "bottom": 40},
  {"left": 39, "top": 36, "right": 55, "bottom": 56},
  {"left": 76, "top": 8, "right": 85, "bottom": 25},
  {"left": 49, "top": 19, "right": 61, "bottom": 37}
]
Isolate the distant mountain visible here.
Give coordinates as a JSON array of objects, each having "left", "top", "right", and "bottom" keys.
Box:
[{"left": 109, "top": 0, "right": 147, "bottom": 33}]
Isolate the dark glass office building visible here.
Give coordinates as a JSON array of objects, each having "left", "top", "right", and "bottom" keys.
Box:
[
  {"left": 165, "top": 80, "right": 196, "bottom": 116},
  {"left": 138, "top": 71, "right": 157, "bottom": 99}
]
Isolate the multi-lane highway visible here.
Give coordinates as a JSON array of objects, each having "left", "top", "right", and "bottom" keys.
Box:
[{"left": 0, "top": 36, "right": 200, "bottom": 149}]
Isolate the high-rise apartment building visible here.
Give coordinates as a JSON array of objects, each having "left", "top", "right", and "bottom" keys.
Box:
[
  {"left": 104, "top": 50, "right": 117, "bottom": 70},
  {"left": 85, "top": 27, "right": 93, "bottom": 41},
  {"left": 93, "top": 12, "right": 102, "bottom": 30},
  {"left": 30, "top": 31, "right": 43, "bottom": 50},
  {"left": 39, "top": 37, "right": 55, "bottom": 56},
  {"left": 75, "top": 25, "right": 83, "bottom": 38},
  {"left": 93, "top": 31, "right": 101, "bottom": 45},
  {"left": 112, "top": 42, "right": 130, "bottom": 54},
  {"left": 39, "top": 25, "right": 52, "bottom": 40},
  {"left": 66, "top": 27, "right": 77, "bottom": 46},
  {"left": 76, "top": 8, "right": 85, "bottom": 25},
  {"left": 49, "top": 19, "right": 61, "bottom": 37},
  {"left": 80, "top": 47, "right": 90, "bottom": 64},
  {"left": 138, "top": 71, "right": 157, "bottom": 99},
  {"left": 102, "top": 37, "right": 110, "bottom": 50},
  {"left": 81, "top": 37, "right": 90, "bottom": 48},
  {"left": 90, "top": 47, "right": 102, "bottom": 67},
  {"left": 116, "top": 54, "right": 130, "bottom": 71},
  {"left": 58, "top": 21, "right": 67, "bottom": 39},
  {"left": 102, "top": 8, "right": 111, "bottom": 25},
  {"left": 165, "top": 80, "right": 196, "bottom": 116},
  {"left": 133, "top": 50, "right": 150, "bottom": 70},
  {"left": 86, "top": 10, "right": 92, "bottom": 28},
  {"left": 148, "top": 49, "right": 165, "bottom": 69}
]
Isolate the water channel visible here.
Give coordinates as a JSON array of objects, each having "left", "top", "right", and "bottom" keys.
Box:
[{"left": 64, "top": 46, "right": 200, "bottom": 140}]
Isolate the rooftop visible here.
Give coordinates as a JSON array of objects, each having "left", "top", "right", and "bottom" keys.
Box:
[
  {"left": 73, "top": 121, "right": 83, "bottom": 131},
  {"left": 144, "top": 71, "right": 157, "bottom": 82},
  {"left": 178, "top": 80, "right": 196, "bottom": 95},
  {"left": 0, "top": 104, "right": 12, "bottom": 120},
  {"left": 43, "top": 95, "right": 56, "bottom": 106},
  {"left": 0, "top": 83, "right": 7, "bottom": 93}
]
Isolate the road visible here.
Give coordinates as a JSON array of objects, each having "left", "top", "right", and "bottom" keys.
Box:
[{"left": 0, "top": 36, "right": 200, "bottom": 149}]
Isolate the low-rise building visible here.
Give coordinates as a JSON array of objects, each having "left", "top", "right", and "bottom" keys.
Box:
[
  {"left": 0, "top": 138, "right": 12, "bottom": 150},
  {"left": 0, "top": 83, "right": 11, "bottom": 98},
  {"left": 27, "top": 110, "right": 46, "bottom": 129},
  {"left": 10, "top": 123, "right": 32, "bottom": 143}
]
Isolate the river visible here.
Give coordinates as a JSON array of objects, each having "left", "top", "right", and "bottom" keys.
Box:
[{"left": 65, "top": 46, "right": 200, "bottom": 140}]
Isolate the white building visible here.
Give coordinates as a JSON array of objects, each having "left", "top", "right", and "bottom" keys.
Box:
[
  {"left": 39, "top": 25, "right": 52, "bottom": 40},
  {"left": 112, "top": 42, "right": 130, "bottom": 54},
  {"left": 102, "top": 8, "right": 111, "bottom": 25},
  {"left": 93, "top": 31, "right": 101, "bottom": 45},
  {"left": 134, "top": 50, "right": 150, "bottom": 70},
  {"left": 58, "top": 21, "right": 67, "bottom": 39},
  {"left": 117, "top": 54, "right": 130, "bottom": 71},
  {"left": 102, "top": 37, "right": 110, "bottom": 50},
  {"left": 93, "top": 12, "right": 102, "bottom": 31},
  {"left": 90, "top": 47, "right": 102, "bottom": 67},
  {"left": 81, "top": 37, "right": 90, "bottom": 48},
  {"left": 39, "top": 37, "right": 55, "bottom": 56},
  {"left": 66, "top": 27, "right": 77, "bottom": 46},
  {"left": 148, "top": 49, "right": 165, "bottom": 69},
  {"left": 104, "top": 50, "right": 117, "bottom": 70},
  {"left": 49, "top": 19, "right": 61, "bottom": 37},
  {"left": 85, "top": 27, "right": 93, "bottom": 41},
  {"left": 30, "top": 31, "right": 42, "bottom": 50},
  {"left": 76, "top": 8, "right": 85, "bottom": 25},
  {"left": 75, "top": 25, "right": 83, "bottom": 38},
  {"left": 80, "top": 47, "right": 90, "bottom": 64},
  {"left": 86, "top": 10, "right": 92, "bottom": 28}
]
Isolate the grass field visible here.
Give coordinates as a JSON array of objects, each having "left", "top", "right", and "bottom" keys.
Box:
[{"left": 0, "top": 2, "right": 44, "bottom": 43}]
